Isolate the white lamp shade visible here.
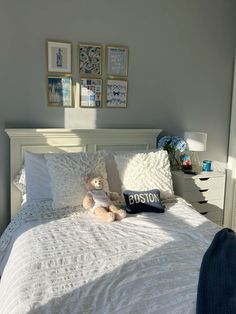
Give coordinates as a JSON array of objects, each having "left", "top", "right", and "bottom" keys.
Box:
[{"left": 184, "top": 132, "right": 207, "bottom": 151}]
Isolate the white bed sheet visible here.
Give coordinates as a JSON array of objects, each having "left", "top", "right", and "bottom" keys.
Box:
[{"left": 0, "top": 199, "right": 220, "bottom": 314}]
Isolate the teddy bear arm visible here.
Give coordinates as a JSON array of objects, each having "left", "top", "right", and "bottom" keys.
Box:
[
  {"left": 83, "top": 193, "right": 94, "bottom": 210},
  {"left": 109, "top": 191, "right": 120, "bottom": 201}
]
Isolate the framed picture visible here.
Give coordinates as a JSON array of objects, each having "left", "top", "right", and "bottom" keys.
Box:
[
  {"left": 47, "top": 40, "right": 72, "bottom": 74},
  {"left": 106, "top": 79, "right": 128, "bottom": 108},
  {"left": 179, "top": 154, "right": 192, "bottom": 170},
  {"left": 79, "top": 44, "right": 102, "bottom": 76},
  {"left": 47, "top": 76, "right": 73, "bottom": 107},
  {"left": 80, "top": 78, "right": 103, "bottom": 108},
  {"left": 106, "top": 45, "right": 128, "bottom": 77}
]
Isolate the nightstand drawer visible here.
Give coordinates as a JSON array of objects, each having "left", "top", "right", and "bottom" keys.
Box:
[
  {"left": 183, "top": 189, "right": 224, "bottom": 202},
  {"left": 192, "top": 202, "right": 223, "bottom": 224},
  {"left": 201, "top": 210, "right": 223, "bottom": 224},
  {"left": 192, "top": 199, "right": 224, "bottom": 213},
  {"left": 183, "top": 176, "right": 224, "bottom": 192},
  {"left": 171, "top": 170, "right": 225, "bottom": 225}
]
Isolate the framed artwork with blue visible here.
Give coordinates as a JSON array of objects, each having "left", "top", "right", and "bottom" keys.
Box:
[
  {"left": 47, "top": 76, "right": 73, "bottom": 107},
  {"left": 79, "top": 44, "right": 102, "bottom": 76},
  {"left": 80, "top": 78, "right": 103, "bottom": 108},
  {"left": 106, "top": 79, "right": 128, "bottom": 108},
  {"left": 47, "top": 40, "right": 72, "bottom": 74},
  {"left": 106, "top": 45, "right": 129, "bottom": 77}
]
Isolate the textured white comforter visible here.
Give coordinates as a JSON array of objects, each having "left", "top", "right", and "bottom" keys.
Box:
[{"left": 0, "top": 199, "right": 220, "bottom": 314}]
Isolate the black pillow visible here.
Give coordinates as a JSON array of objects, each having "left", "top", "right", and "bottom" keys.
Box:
[{"left": 123, "top": 189, "right": 165, "bottom": 214}]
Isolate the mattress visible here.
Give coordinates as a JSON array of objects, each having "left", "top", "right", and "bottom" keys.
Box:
[{"left": 0, "top": 198, "right": 220, "bottom": 314}]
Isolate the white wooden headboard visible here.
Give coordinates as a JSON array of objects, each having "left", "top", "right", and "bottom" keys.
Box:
[{"left": 5, "top": 128, "right": 162, "bottom": 218}]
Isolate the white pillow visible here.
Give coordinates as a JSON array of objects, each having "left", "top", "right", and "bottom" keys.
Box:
[
  {"left": 45, "top": 151, "right": 109, "bottom": 209},
  {"left": 25, "top": 152, "right": 52, "bottom": 202},
  {"left": 105, "top": 149, "right": 159, "bottom": 194},
  {"left": 114, "top": 150, "right": 174, "bottom": 199},
  {"left": 13, "top": 166, "right": 26, "bottom": 195},
  {"left": 13, "top": 167, "right": 27, "bottom": 204}
]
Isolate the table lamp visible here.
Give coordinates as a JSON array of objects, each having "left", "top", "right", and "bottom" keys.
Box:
[{"left": 184, "top": 132, "right": 207, "bottom": 172}]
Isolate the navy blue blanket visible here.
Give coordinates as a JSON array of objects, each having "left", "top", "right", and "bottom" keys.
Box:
[{"left": 197, "top": 228, "right": 236, "bottom": 314}]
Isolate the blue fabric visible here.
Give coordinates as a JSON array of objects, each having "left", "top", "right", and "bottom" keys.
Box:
[
  {"left": 123, "top": 189, "right": 165, "bottom": 214},
  {"left": 197, "top": 228, "right": 236, "bottom": 314}
]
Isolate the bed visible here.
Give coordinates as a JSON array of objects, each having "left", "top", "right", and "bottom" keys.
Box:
[{"left": 0, "top": 128, "right": 220, "bottom": 314}]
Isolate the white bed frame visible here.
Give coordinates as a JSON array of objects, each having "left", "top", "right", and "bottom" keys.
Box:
[{"left": 5, "top": 128, "right": 162, "bottom": 219}]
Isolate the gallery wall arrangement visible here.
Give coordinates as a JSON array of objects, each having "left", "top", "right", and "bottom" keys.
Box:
[{"left": 46, "top": 40, "right": 129, "bottom": 109}]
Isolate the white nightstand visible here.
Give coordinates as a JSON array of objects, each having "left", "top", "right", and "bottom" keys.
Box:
[{"left": 172, "top": 171, "right": 225, "bottom": 226}]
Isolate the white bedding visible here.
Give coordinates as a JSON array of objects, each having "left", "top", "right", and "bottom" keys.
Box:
[{"left": 0, "top": 199, "right": 220, "bottom": 314}]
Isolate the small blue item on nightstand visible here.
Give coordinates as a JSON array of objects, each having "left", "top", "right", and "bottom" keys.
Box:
[{"left": 202, "top": 160, "right": 212, "bottom": 172}]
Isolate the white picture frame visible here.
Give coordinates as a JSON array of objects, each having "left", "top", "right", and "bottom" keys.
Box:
[{"left": 47, "top": 40, "right": 72, "bottom": 74}]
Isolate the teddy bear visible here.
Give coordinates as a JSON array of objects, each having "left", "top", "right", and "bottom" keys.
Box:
[{"left": 82, "top": 175, "right": 127, "bottom": 222}]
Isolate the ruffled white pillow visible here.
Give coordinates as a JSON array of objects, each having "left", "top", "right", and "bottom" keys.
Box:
[
  {"left": 114, "top": 150, "right": 174, "bottom": 199},
  {"left": 45, "top": 152, "right": 109, "bottom": 209}
]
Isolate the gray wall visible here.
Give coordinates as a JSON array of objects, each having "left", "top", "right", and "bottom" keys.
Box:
[{"left": 0, "top": 0, "right": 236, "bottom": 234}]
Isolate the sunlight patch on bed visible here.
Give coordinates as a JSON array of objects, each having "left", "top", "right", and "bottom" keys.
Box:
[{"left": 168, "top": 204, "right": 210, "bottom": 228}]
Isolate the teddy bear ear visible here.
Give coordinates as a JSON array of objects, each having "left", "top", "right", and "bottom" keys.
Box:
[
  {"left": 84, "top": 175, "right": 92, "bottom": 183},
  {"left": 95, "top": 175, "right": 105, "bottom": 182}
]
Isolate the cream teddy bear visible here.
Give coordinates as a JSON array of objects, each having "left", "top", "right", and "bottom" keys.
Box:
[{"left": 82, "top": 175, "right": 126, "bottom": 222}]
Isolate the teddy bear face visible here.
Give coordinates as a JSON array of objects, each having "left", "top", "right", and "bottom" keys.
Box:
[{"left": 86, "top": 176, "right": 104, "bottom": 190}]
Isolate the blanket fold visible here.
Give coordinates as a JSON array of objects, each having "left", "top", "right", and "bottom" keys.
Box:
[{"left": 197, "top": 228, "right": 236, "bottom": 314}]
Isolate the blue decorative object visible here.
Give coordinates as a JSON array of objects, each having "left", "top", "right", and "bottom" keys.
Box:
[
  {"left": 158, "top": 136, "right": 187, "bottom": 168},
  {"left": 202, "top": 160, "right": 212, "bottom": 172},
  {"left": 158, "top": 136, "right": 187, "bottom": 153}
]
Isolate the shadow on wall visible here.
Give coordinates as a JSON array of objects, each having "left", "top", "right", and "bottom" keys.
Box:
[{"left": 0, "top": 124, "right": 10, "bottom": 235}]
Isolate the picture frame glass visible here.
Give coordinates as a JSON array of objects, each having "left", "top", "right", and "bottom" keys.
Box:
[
  {"left": 79, "top": 45, "right": 102, "bottom": 75},
  {"left": 107, "top": 46, "right": 128, "bottom": 77},
  {"left": 106, "top": 79, "right": 127, "bottom": 108},
  {"left": 80, "top": 78, "right": 102, "bottom": 108},
  {"left": 180, "top": 154, "right": 192, "bottom": 170},
  {"left": 48, "top": 76, "right": 72, "bottom": 107},
  {"left": 47, "top": 41, "right": 71, "bottom": 73}
]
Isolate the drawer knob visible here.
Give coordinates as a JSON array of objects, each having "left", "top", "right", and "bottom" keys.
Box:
[
  {"left": 199, "top": 189, "right": 209, "bottom": 192},
  {"left": 200, "top": 178, "right": 210, "bottom": 181},
  {"left": 198, "top": 200, "right": 208, "bottom": 204}
]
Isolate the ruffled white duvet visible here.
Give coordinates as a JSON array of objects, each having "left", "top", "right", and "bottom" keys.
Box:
[{"left": 0, "top": 199, "right": 220, "bottom": 314}]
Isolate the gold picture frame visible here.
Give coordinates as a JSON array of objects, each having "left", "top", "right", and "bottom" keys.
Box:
[
  {"left": 47, "top": 40, "right": 72, "bottom": 74},
  {"left": 79, "top": 77, "right": 103, "bottom": 108},
  {"left": 78, "top": 43, "right": 103, "bottom": 76},
  {"left": 105, "top": 78, "right": 128, "bottom": 108},
  {"left": 47, "top": 75, "right": 73, "bottom": 107},
  {"left": 106, "top": 45, "right": 129, "bottom": 77}
]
